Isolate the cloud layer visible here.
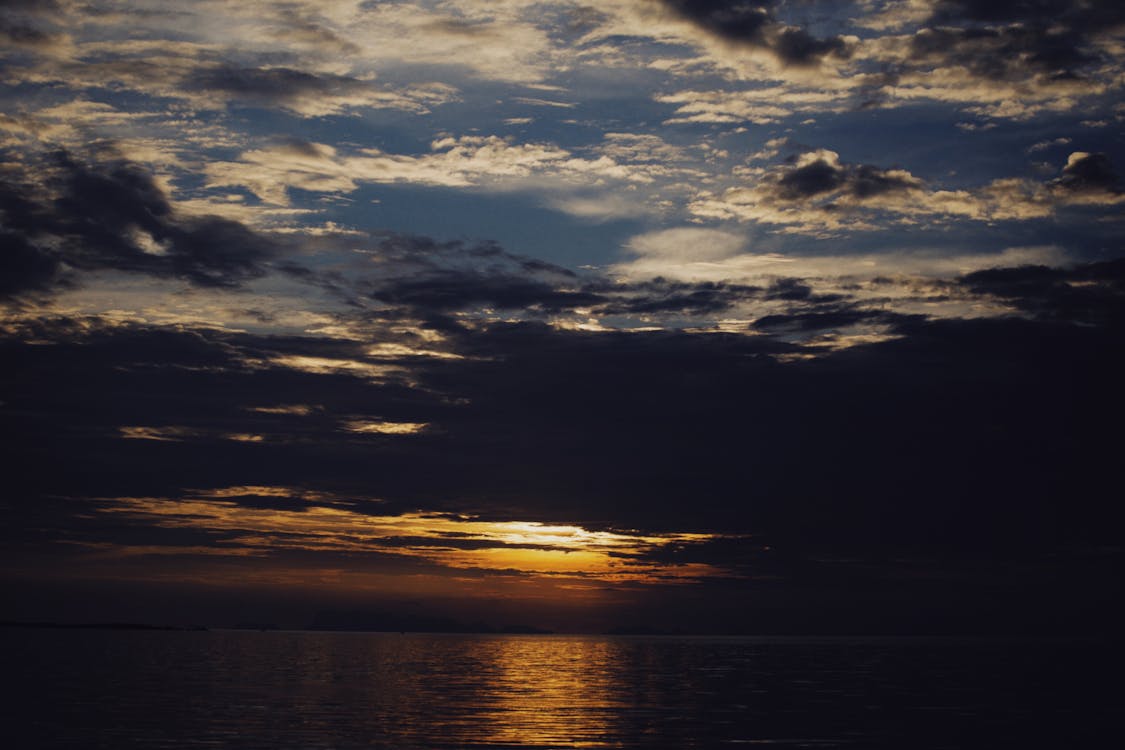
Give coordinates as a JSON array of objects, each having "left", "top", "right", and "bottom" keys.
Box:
[{"left": 2, "top": 0, "right": 1124, "bottom": 632}]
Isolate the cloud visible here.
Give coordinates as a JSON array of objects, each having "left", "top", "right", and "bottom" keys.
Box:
[
  {"left": 2, "top": 1, "right": 1125, "bottom": 639},
  {"left": 0, "top": 149, "right": 284, "bottom": 297},
  {"left": 960, "top": 256, "right": 1125, "bottom": 325},
  {"left": 909, "top": 24, "right": 1091, "bottom": 81},
  {"left": 592, "top": 278, "right": 764, "bottom": 316},
  {"left": 929, "top": 0, "right": 1125, "bottom": 42},
  {"left": 7, "top": 138, "right": 1109, "bottom": 337},
  {"left": 0, "top": 230, "right": 60, "bottom": 298},
  {"left": 1028, "top": 137, "right": 1072, "bottom": 153},
  {"left": 1052, "top": 151, "right": 1123, "bottom": 195},
  {"left": 185, "top": 64, "right": 458, "bottom": 116},
  {"left": 83, "top": 489, "right": 738, "bottom": 584},
  {"left": 347, "top": 234, "right": 605, "bottom": 317},
  {"left": 0, "top": 0, "right": 71, "bottom": 54},
  {"left": 869, "top": 0, "right": 1125, "bottom": 118},
  {"left": 0, "top": 15, "right": 61, "bottom": 49},
  {"left": 615, "top": 230, "right": 1070, "bottom": 285},
  {"left": 656, "top": 87, "right": 854, "bottom": 125},
  {"left": 750, "top": 306, "right": 903, "bottom": 333},
  {"left": 339, "top": 0, "right": 561, "bottom": 83},
  {"left": 22, "top": 52, "right": 456, "bottom": 117},
  {"left": 204, "top": 137, "right": 569, "bottom": 205},
  {"left": 687, "top": 148, "right": 1124, "bottom": 233},
  {"left": 203, "top": 134, "right": 690, "bottom": 211},
  {"left": 544, "top": 193, "right": 656, "bottom": 221},
  {"left": 625, "top": 227, "right": 748, "bottom": 263},
  {"left": 5, "top": 235, "right": 1125, "bottom": 631},
  {"left": 9, "top": 290, "right": 1121, "bottom": 566},
  {"left": 1, "top": 3, "right": 459, "bottom": 118},
  {"left": 657, "top": 0, "right": 854, "bottom": 67},
  {"left": 370, "top": 270, "right": 602, "bottom": 315},
  {"left": 639, "top": 0, "right": 1125, "bottom": 122}
]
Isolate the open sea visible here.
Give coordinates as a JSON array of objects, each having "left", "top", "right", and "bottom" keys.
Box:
[{"left": 3, "top": 629, "right": 1119, "bottom": 748}]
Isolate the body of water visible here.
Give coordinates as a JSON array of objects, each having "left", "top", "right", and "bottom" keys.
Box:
[{"left": 3, "top": 629, "right": 1119, "bottom": 748}]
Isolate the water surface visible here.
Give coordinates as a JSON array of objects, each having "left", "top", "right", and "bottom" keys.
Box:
[{"left": 4, "top": 630, "right": 1118, "bottom": 748}]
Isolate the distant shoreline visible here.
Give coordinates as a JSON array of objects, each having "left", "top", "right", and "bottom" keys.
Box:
[
  {"left": 0, "top": 621, "right": 207, "bottom": 632},
  {"left": 1, "top": 621, "right": 1117, "bottom": 641}
]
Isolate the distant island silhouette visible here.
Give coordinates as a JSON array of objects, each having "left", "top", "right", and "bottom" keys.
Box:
[
  {"left": 306, "top": 609, "right": 553, "bottom": 634},
  {"left": 1, "top": 621, "right": 207, "bottom": 631}
]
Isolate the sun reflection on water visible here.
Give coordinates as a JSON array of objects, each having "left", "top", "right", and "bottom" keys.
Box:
[
  {"left": 466, "top": 637, "right": 622, "bottom": 747},
  {"left": 382, "top": 635, "right": 636, "bottom": 748}
]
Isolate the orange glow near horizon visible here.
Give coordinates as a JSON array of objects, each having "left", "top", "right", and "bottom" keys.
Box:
[{"left": 80, "top": 486, "right": 742, "bottom": 592}]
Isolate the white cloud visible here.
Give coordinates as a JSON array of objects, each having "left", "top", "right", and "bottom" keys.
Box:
[
  {"left": 657, "top": 87, "right": 854, "bottom": 125},
  {"left": 614, "top": 238, "right": 1070, "bottom": 285},
  {"left": 202, "top": 131, "right": 710, "bottom": 217},
  {"left": 1028, "top": 137, "right": 1073, "bottom": 153},
  {"left": 625, "top": 227, "right": 747, "bottom": 263}
]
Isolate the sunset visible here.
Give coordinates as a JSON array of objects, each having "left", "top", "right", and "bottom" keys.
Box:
[{"left": 2, "top": 0, "right": 1122, "bottom": 746}]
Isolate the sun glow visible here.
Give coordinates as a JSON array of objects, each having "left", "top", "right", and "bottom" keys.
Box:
[{"left": 87, "top": 487, "right": 739, "bottom": 586}]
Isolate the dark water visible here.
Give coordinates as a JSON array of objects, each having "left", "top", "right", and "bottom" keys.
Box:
[{"left": 3, "top": 630, "right": 1119, "bottom": 748}]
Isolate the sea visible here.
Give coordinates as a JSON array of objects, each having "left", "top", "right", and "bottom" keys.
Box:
[{"left": 3, "top": 629, "right": 1119, "bottom": 748}]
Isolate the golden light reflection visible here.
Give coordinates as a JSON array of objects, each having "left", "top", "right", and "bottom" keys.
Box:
[
  {"left": 365, "top": 342, "right": 464, "bottom": 359},
  {"left": 194, "top": 485, "right": 334, "bottom": 501},
  {"left": 119, "top": 427, "right": 268, "bottom": 443},
  {"left": 89, "top": 487, "right": 740, "bottom": 586},
  {"left": 224, "top": 432, "right": 265, "bottom": 442},
  {"left": 342, "top": 420, "right": 428, "bottom": 435},
  {"left": 420, "top": 636, "right": 627, "bottom": 747},
  {"left": 119, "top": 425, "right": 197, "bottom": 441},
  {"left": 246, "top": 404, "right": 318, "bottom": 415},
  {"left": 265, "top": 355, "right": 404, "bottom": 380}
]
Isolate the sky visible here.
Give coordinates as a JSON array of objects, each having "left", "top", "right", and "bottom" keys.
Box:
[{"left": 2, "top": 0, "right": 1123, "bottom": 633}]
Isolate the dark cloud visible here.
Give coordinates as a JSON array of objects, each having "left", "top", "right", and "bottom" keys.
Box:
[
  {"left": 273, "top": 138, "right": 333, "bottom": 159},
  {"left": 6, "top": 300, "right": 1122, "bottom": 561},
  {"left": 961, "top": 258, "right": 1125, "bottom": 325},
  {"left": 931, "top": 0, "right": 1125, "bottom": 28},
  {"left": 187, "top": 65, "right": 373, "bottom": 110},
  {"left": 4, "top": 251, "right": 1125, "bottom": 631},
  {"left": 0, "top": 150, "right": 280, "bottom": 297},
  {"left": 746, "top": 147, "right": 1120, "bottom": 230},
  {"left": 773, "top": 26, "right": 851, "bottom": 65},
  {"left": 751, "top": 308, "right": 908, "bottom": 333},
  {"left": 0, "top": 0, "right": 65, "bottom": 51},
  {"left": 850, "top": 164, "right": 920, "bottom": 198},
  {"left": 0, "top": 319, "right": 450, "bottom": 511},
  {"left": 348, "top": 235, "right": 600, "bottom": 315},
  {"left": 621, "top": 534, "right": 768, "bottom": 571},
  {"left": 52, "top": 152, "right": 278, "bottom": 285},
  {"left": 771, "top": 152, "right": 920, "bottom": 204},
  {"left": 659, "top": 0, "right": 852, "bottom": 65},
  {"left": 1052, "top": 152, "right": 1122, "bottom": 193},
  {"left": 352, "top": 236, "right": 791, "bottom": 320},
  {"left": 914, "top": 0, "right": 1125, "bottom": 81},
  {"left": 0, "top": 0, "right": 62, "bottom": 10},
  {"left": 764, "top": 278, "right": 810, "bottom": 301},
  {"left": 1, "top": 0, "right": 1122, "bottom": 640},
  {"left": 777, "top": 157, "right": 844, "bottom": 199},
  {"left": 272, "top": 7, "right": 360, "bottom": 55},
  {"left": 0, "top": 178, "right": 62, "bottom": 296},
  {"left": 372, "top": 271, "right": 602, "bottom": 312},
  {"left": 370, "top": 234, "right": 575, "bottom": 274},
  {"left": 593, "top": 279, "right": 763, "bottom": 316},
  {"left": 0, "top": 232, "right": 59, "bottom": 297},
  {"left": 662, "top": 0, "right": 772, "bottom": 44},
  {"left": 0, "top": 16, "right": 57, "bottom": 47},
  {"left": 351, "top": 235, "right": 794, "bottom": 322},
  {"left": 910, "top": 24, "right": 1092, "bottom": 80}
]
